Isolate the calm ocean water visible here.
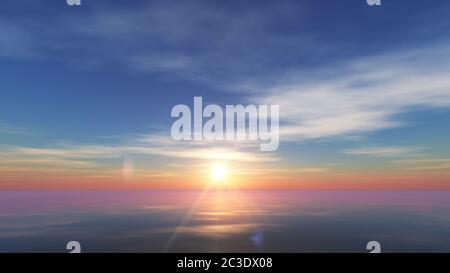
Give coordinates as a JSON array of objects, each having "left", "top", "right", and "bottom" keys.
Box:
[{"left": 0, "top": 190, "right": 449, "bottom": 253}]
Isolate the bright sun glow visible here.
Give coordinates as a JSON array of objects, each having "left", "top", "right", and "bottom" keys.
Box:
[{"left": 211, "top": 163, "right": 228, "bottom": 182}]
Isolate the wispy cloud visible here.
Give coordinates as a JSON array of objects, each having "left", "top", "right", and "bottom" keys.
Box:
[
  {"left": 1, "top": 136, "right": 279, "bottom": 163},
  {"left": 0, "top": 23, "right": 37, "bottom": 59},
  {"left": 254, "top": 44, "right": 450, "bottom": 141},
  {"left": 0, "top": 123, "right": 34, "bottom": 135},
  {"left": 342, "top": 146, "right": 424, "bottom": 157},
  {"left": 0, "top": 131, "right": 280, "bottom": 180},
  {"left": 0, "top": 1, "right": 312, "bottom": 88},
  {"left": 392, "top": 157, "right": 450, "bottom": 172}
]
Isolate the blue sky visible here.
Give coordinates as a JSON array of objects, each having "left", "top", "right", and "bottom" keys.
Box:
[{"left": 1, "top": 0, "right": 450, "bottom": 188}]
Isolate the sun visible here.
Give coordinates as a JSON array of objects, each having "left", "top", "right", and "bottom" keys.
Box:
[{"left": 211, "top": 163, "right": 228, "bottom": 182}]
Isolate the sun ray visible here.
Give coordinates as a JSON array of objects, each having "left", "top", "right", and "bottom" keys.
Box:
[{"left": 160, "top": 182, "right": 214, "bottom": 253}]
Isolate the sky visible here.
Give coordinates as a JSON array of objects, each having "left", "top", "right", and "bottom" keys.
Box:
[{"left": 1, "top": 0, "right": 450, "bottom": 189}]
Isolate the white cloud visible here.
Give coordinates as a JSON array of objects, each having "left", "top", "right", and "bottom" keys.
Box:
[
  {"left": 254, "top": 45, "right": 450, "bottom": 141},
  {"left": 0, "top": 131, "right": 279, "bottom": 175}
]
